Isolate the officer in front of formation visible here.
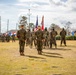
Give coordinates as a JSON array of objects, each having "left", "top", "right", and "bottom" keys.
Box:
[
  {"left": 35, "top": 26, "right": 44, "bottom": 55},
  {"left": 17, "top": 24, "right": 26, "bottom": 56},
  {"left": 50, "top": 28, "right": 58, "bottom": 48},
  {"left": 60, "top": 28, "right": 67, "bottom": 46}
]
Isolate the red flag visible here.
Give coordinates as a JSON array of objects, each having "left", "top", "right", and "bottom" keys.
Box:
[{"left": 41, "top": 16, "right": 44, "bottom": 31}]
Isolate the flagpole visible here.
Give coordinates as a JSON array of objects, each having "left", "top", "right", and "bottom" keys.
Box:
[
  {"left": 16, "top": 23, "right": 17, "bottom": 31},
  {"left": 0, "top": 16, "right": 1, "bottom": 33},
  {"left": 28, "top": 9, "right": 31, "bottom": 28}
]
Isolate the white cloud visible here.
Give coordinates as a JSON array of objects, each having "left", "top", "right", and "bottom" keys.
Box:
[
  {"left": 0, "top": 0, "right": 76, "bottom": 33},
  {"left": 52, "top": 0, "right": 61, "bottom": 3},
  {"left": 19, "top": 0, "right": 34, "bottom": 2},
  {"left": 18, "top": 0, "right": 49, "bottom": 3}
]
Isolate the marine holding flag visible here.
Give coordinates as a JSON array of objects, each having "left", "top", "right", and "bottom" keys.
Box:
[{"left": 33, "top": 15, "right": 39, "bottom": 47}]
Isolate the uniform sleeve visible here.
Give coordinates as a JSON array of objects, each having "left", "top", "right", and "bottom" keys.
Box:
[
  {"left": 50, "top": 32, "right": 52, "bottom": 37},
  {"left": 25, "top": 31, "right": 26, "bottom": 40},
  {"left": 35, "top": 31, "right": 37, "bottom": 36},
  {"left": 42, "top": 31, "right": 44, "bottom": 39},
  {"left": 60, "top": 31, "right": 61, "bottom": 36},
  {"left": 17, "top": 31, "right": 20, "bottom": 39},
  {"left": 47, "top": 31, "right": 49, "bottom": 36},
  {"left": 56, "top": 31, "right": 58, "bottom": 35},
  {"left": 65, "top": 31, "right": 67, "bottom": 35}
]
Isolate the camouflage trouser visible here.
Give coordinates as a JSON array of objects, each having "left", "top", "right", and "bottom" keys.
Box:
[
  {"left": 26, "top": 38, "right": 30, "bottom": 46},
  {"left": 37, "top": 40, "right": 43, "bottom": 51},
  {"left": 6, "top": 39, "right": 10, "bottom": 42},
  {"left": 61, "top": 37, "right": 66, "bottom": 45},
  {"left": 19, "top": 40, "right": 25, "bottom": 53},
  {"left": 43, "top": 38, "right": 49, "bottom": 47},
  {"left": 12, "top": 38, "right": 15, "bottom": 42},
  {"left": 30, "top": 38, "right": 36, "bottom": 47},
  {"left": 2, "top": 39, "right": 5, "bottom": 42},
  {"left": 50, "top": 38, "right": 57, "bottom": 48}
]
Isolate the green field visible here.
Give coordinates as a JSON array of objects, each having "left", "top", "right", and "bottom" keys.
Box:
[{"left": 0, "top": 40, "right": 76, "bottom": 75}]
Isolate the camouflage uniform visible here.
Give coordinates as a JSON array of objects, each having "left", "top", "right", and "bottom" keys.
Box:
[
  {"left": 0, "top": 35, "right": 1, "bottom": 42},
  {"left": 17, "top": 27, "right": 26, "bottom": 55},
  {"left": 6, "top": 34, "right": 10, "bottom": 42},
  {"left": 30, "top": 30, "right": 36, "bottom": 48},
  {"left": 1, "top": 34, "right": 6, "bottom": 42},
  {"left": 60, "top": 28, "right": 66, "bottom": 46},
  {"left": 43, "top": 28, "right": 49, "bottom": 48},
  {"left": 50, "top": 29, "right": 57, "bottom": 48},
  {"left": 35, "top": 28, "right": 44, "bottom": 54},
  {"left": 26, "top": 29, "right": 31, "bottom": 46},
  {"left": 11, "top": 34, "right": 15, "bottom": 42}
]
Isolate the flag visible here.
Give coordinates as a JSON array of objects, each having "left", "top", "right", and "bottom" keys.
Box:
[
  {"left": 34, "top": 15, "right": 38, "bottom": 31},
  {"left": 72, "top": 31, "right": 74, "bottom": 36},
  {"left": 12, "top": 32, "right": 16, "bottom": 35},
  {"left": 35, "top": 15, "right": 38, "bottom": 29},
  {"left": 8, "top": 32, "right": 12, "bottom": 36},
  {"left": 41, "top": 16, "right": 44, "bottom": 31}
]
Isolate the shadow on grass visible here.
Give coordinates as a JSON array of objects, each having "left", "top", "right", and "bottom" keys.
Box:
[
  {"left": 25, "top": 55, "right": 45, "bottom": 59},
  {"left": 42, "top": 52, "right": 63, "bottom": 58},
  {"left": 67, "top": 45, "right": 76, "bottom": 48},
  {"left": 59, "top": 45, "right": 76, "bottom": 48},
  {"left": 42, "top": 54, "right": 63, "bottom": 58},
  {"left": 47, "top": 48, "right": 71, "bottom": 51},
  {"left": 43, "top": 52, "right": 61, "bottom": 55}
]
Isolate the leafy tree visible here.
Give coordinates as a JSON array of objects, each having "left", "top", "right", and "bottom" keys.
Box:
[
  {"left": 49, "top": 23, "right": 61, "bottom": 34},
  {"left": 18, "top": 16, "right": 27, "bottom": 29},
  {"left": 51, "top": 23, "right": 56, "bottom": 28},
  {"left": 29, "top": 23, "right": 34, "bottom": 28},
  {"left": 64, "top": 21, "right": 72, "bottom": 35}
]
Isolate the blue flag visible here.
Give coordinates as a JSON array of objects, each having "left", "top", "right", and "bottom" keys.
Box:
[
  {"left": 8, "top": 32, "right": 11, "bottom": 36},
  {"left": 35, "top": 15, "right": 38, "bottom": 29},
  {"left": 72, "top": 31, "right": 74, "bottom": 36}
]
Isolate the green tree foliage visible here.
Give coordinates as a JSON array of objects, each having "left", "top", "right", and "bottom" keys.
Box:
[
  {"left": 29, "top": 23, "right": 34, "bottom": 28},
  {"left": 18, "top": 16, "right": 27, "bottom": 29}
]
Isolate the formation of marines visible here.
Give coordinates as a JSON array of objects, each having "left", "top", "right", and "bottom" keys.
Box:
[
  {"left": 17, "top": 24, "right": 67, "bottom": 56},
  {"left": 0, "top": 24, "right": 67, "bottom": 56}
]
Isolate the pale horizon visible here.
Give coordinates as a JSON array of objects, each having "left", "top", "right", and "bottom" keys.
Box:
[{"left": 0, "top": 0, "right": 76, "bottom": 33}]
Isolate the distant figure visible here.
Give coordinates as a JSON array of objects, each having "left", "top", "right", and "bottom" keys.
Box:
[
  {"left": 30, "top": 28, "right": 36, "bottom": 48},
  {"left": 11, "top": 34, "right": 15, "bottom": 42},
  {"left": 26, "top": 29, "right": 31, "bottom": 46},
  {"left": 50, "top": 28, "right": 58, "bottom": 48},
  {"left": 17, "top": 25, "right": 26, "bottom": 56},
  {"left": 6, "top": 34, "right": 10, "bottom": 42},
  {"left": 60, "top": 28, "right": 67, "bottom": 46},
  {"left": 35, "top": 26, "right": 44, "bottom": 55},
  {"left": 0, "top": 35, "right": 1, "bottom": 42},
  {"left": 1, "top": 34, "right": 6, "bottom": 42},
  {"left": 43, "top": 27, "right": 49, "bottom": 48}
]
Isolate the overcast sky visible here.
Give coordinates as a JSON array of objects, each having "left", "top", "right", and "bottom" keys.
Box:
[{"left": 0, "top": 0, "right": 76, "bottom": 32}]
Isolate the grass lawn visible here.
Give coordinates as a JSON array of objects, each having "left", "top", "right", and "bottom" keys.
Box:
[{"left": 0, "top": 40, "right": 76, "bottom": 75}]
